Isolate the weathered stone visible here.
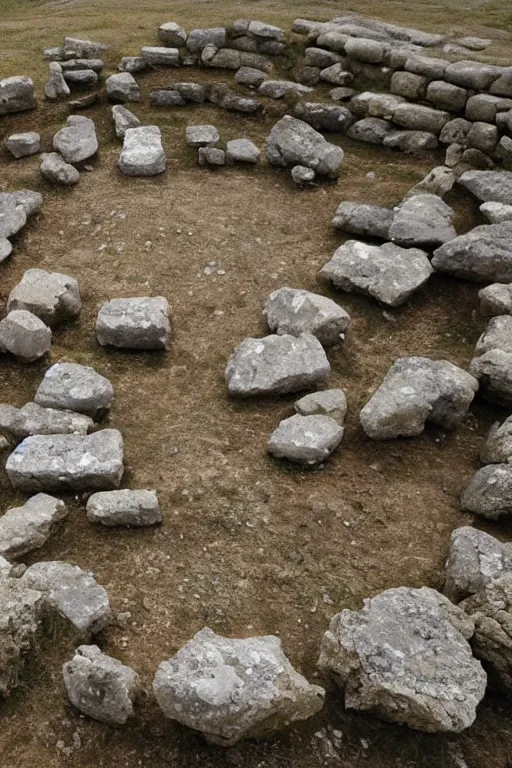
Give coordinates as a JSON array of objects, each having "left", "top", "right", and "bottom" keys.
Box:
[
  {"left": 263, "top": 287, "right": 350, "bottom": 347},
  {"left": 0, "top": 402, "right": 93, "bottom": 442},
  {"left": 316, "top": 31, "right": 350, "bottom": 53},
  {"left": 246, "top": 20, "right": 284, "bottom": 42},
  {"left": 466, "top": 94, "right": 512, "bottom": 124},
  {"left": 457, "top": 36, "right": 491, "bottom": 51},
  {"left": 0, "top": 240, "right": 12, "bottom": 262},
  {"left": 21, "top": 561, "right": 112, "bottom": 638},
  {"left": 0, "top": 494, "right": 67, "bottom": 559},
  {"left": 460, "top": 148, "right": 495, "bottom": 171},
  {"left": 360, "top": 357, "right": 478, "bottom": 439},
  {"left": 106, "top": 73, "right": 140, "bottom": 103},
  {"left": 63, "top": 644, "right": 139, "bottom": 724},
  {"left": 186, "top": 125, "right": 219, "bottom": 149},
  {"left": 331, "top": 202, "right": 392, "bottom": 239},
  {"left": 389, "top": 194, "right": 456, "bottom": 249},
  {"left": 201, "top": 45, "right": 241, "bottom": 70},
  {"left": 158, "top": 21, "right": 187, "bottom": 47},
  {"left": 467, "top": 122, "right": 498, "bottom": 154},
  {"left": 230, "top": 36, "right": 258, "bottom": 54},
  {"left": 318, "top": 586, "right": 486, "bottom": 733},
  {"left": 293, "top": 102, "right": 352, "bottom": 132},
  {"left": 393, "top": 104, "right": 450, "bottom": 135},
  {"left": 44, "top": 63, "right": 70, "bottom": 101},
  {"left": 319, "top": 63, "right": 353, "bottom": 86},
  {"left": 266, "top": 116, "right": 343, "bottom": 178},
  {"left": 226, "top": 334, "right": 330, "bottom": 397},
  {"left": 469, "top": 315, "right": 512, "bottom": 404},
  {"left": 304, "top": 47, "right": 342, "bottom": 69},
  {"left": 173, "top": 83, "right": 205, "bottom": 103},
  {"left": 258, "top": 80, "right": 312, "bottom": 99},
  {"left": 383, "top": 130, "right": 438, "bottom": 154},
  {"left": 291, "top": 166, "right": 315, "bottom": 185},
  {"left": 53, "top": 115, "right": 98, "bottom": 164},
  {"left": 426, "top": 81, "right": 468, "bottom": 113},
  {"left": 118, "top": 56, "right": 147, "bottom": 74},
  {"left": 5, "top": 132, "right": 40, "bottom": 159},
  {"left": 150, "top": 90, "right": 186, "bottom": 107},
  {"left": 351, "top": 92, "right": 402, "bottom": 121},
  {"left": 67, "top": 93, "right": 99, "bottom": 111},
  {"left": 347, "top": 117, "right": 391, "bottom": 145},
  {"left": 479, "top": 282, "right": 512, "bottom": 317},
  {"left": 0, "top": 311, "right": 51, "bottom": 363},
  {"left": 445, "top": 61, "right": 500, "bottom": 91},
  {"left": 444, "top": 527, "right": 512, "bottom": 603},
  {"left": 60, "top": 58, "right": 104, "bottom": 73},
  {"left": 268, "top": 414, "right": 343, "bottom": 465},
  {"left": 295, "top": 389, "right": 347, "bottom": 424},
  {"left": 480, "top": 416, "right": 512, "bottom": 463},
  {"left": 206, "top": 84, "right": 263, "bottom": 115},
  {"left": 40, "top": 152, "right": 80, "bottom": 185},
  {"left": 63, "top": 69, "right": 98, "bottom": 87},
  {"left": 440, "top": 118, "right": 472, "bottom": 146},
  {"left": 35, "top": 362, "right": 114, "bottom": 418},
  {"left": 96, "top": 297, "right": 170, "bottom": 349},
  {"left": 225, "top": 139, "right": 259, "bottom": 164},
  {"left": 433, "top": 222, "right": 512, "bottom": 282},
  {"left": 405, "top": 54, "right": 448, "bottom": 80},
  {"left": 390, "top": 71, "right": 427, "bottom": 100},
  {"left": 118, "top": 126, "right": 166, "bottom": 177},
  {"left": 63, "top": 37, "right": 108, "bottom": 57},
  {"left": 43, "top": 47, "right": 64, "bottom": 61},
  {"left": 235, "top": 67, "right": 267, "bottom": 89},
  {"left": 8, "top": 268, "right": 80, "bottom": 328},
  {"left": 141, "top": 47, "right": 180, "bottom": 66},
  {"left": 490, "top": 69, "right": 512, "bottom": 98},
  {"left": 403, "top": 168, "right": 455, "bottom": 200},
  {"left": 329, "top": 86, "right": 357, "bottom": 102},
  {"left": 86, "top": 489, "right": 161, "bottom": 527},
  {"left": 8, "top": 189, "right": 42, "bottom": 218},
  {"left": 0, "top": 76, "right": 36, "bottom": 114},
  {"left": 153, "top": 627, "right": 324, "bottom": 745},
  {"left": 459, "top": 171, "right": 512, "bottom": 205},
  {"left": 111, "top": 105, "right": 141, "bottom": 139},
  {"left": 345, "top": 37, "right": 384, "bottom": 63},
  {"left": 462, "top": 464, "right": 512, "bottom": 519},
  {"left": 386, "top": 43, "right": 424, "bottom": 69},
  {"left": 0, "top": 195, "right": 27, "bottom": 240},
  {"left": 186, "top": 28, "right": 226, "bottom": 53},
  {"left": 319, "top": 241, "right": 432, "bottom": 307},
  {"left": 496, "top": 137, "right": 512, "bottom": 169},
  {"left": 198, "top": 147, "right": 225, "bottom": 167}
]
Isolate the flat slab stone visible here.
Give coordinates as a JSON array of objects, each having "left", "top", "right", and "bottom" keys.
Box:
[
  {"left": 432, "top": 222, "right": 512, "bottom": 282},
  {"left": 226, "top": 333, "right": 330, "bottom": 397},
  {"left": 331, "top": 202, "right": 393, "bottom": 239},
  {"left": 319, "top": 240, "right": 433, "bottom": 307},
  {"left": 0, "top": 402, "right": 93, "bottom": 442},
  {"left": 459, "top": 171, "right": 512, "bottom": 205},
  {"left": 389, "top": 194, "right": 456, "bottom": 249},
  {"left": 96, "top": 296, "right": 170, "bottom": 350},
  {"left": 263, "top": 287, "right": 350, "bottom": 347},
  {"left": 35, "top": 362, "right": 114, "bottom": 418},
  {"left": 86, "top": 489, "right": 161, "bottom": 527},
  {"left": 6, "top": 429, "right": 124, "bottom": 492},
  {"left": 0, "top": 493, "right": 67, "bottom": 559},
  {"left": 268, "top": 413, "right": 343, "bottom": 465},
  {"left": 185, "top": 125, "right": 219, "bottom": 148},
  {"left": 444, "top": 526, "right": 512, "bottom": 603},
  {"left": 7, "top": 268, "right": 81, "bottom": 326},
  {"left": 141, "top": 46, "right": 180, "bottom": 66},
  {"left": 118, "top": 126, "right": 166, "bottom": 177}
]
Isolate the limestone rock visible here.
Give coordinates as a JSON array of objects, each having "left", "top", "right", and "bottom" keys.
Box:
[
  {"left": 0, "top": 402, "right": 93, "bottom": 442},
  {"left": 263, "top": 287, "right": 350, "bottom": 347},
  {"left": 86, "top": 489, "right": 161, "bottom": 527},
  {"left": 426, "top": 81, "right": 468, "bottom": 113},
  {"left": 445, "top": 61, "right": 500, "bottom": 91},
  {"left": 151, "top": 90, "right": 186, "bottom": 107},
  {"left": 432, "top": 222, "right": 512, "bottom": 282},
  {"left": 319, "top": 63, "right": 353, "bottom": 86},
  {"left": 360, "top": 356, "right": 478, "bottom": 439},
  {"left": 461, "top": 463, "right": 512, "bottom": 519},
  {"left": 389, "top": 194, "right": 456, "bottom": 248},
  {"left": 0, "top": 494, "right": 67, "bottom": 559},
  {"left": 480, "top": 416, "right": 512, "bottom": 463},
  {"left": 44, "top": 63, "right": 70, "bottom": 101},
  {"left": 198, "top": 147, "right": 225, "bottom": 167},
  {"left": 153, "top": 627, "right": 325, "bottom": 745},
  {"left": 291, "top": 166, "right": 315, "bottom": 185},
  {"left": 259, "top": 80, "right": 313, "bottom": 99},
  {"left": 404, "top": 54, "right": 448, "bottom": 80},
  {"left": 206, "top": 84, "right": 263, "bottom": 115},
  {"left": 226, "top": 334, "right": 330, "bottom": 397},
  {"left": 40, "top": 152, "right": 80, "bottom": 185},
  {"left": 470, "top": 315, "right": 512, "bottom": 404},
  {"left": 118, "top": 57, "right": 147, "bottom": 75},
  {"left": 293, "top": 102, "right": 353, "bottom": 132},
  {"left": 106, "top": 73, "right": 140, "bottom": 103},
  {"left": 331, "top": 202, "right": 392, "bottom": 239},
  {"left": 266, "top": 116, "right": 343, "bottom": 178},
  {"left": 64, "top": 69, "right": 98, "bottom": 87},
  {"left": 5, "top": 132, "right": 40, "bottom": 159},
  {"left": 347, "top": 117, "right": 391, "bottom": 145},
  {"left": 235, "top": 67, "right": 267, "bottom": 89},
  {"left": 225, "top": 139, "right": 260, "bottom": 164},
  {"left": 96, "top": 297, "right": 170, "bottom": 350},
  {"left": 403, "top": 168, "right": 455, "bottom": 200},
  {"left": 295, "top": 389, "right": 347, "bottom": 424},
  {"left": 392, "top": 103, "right": 450, "bottom": 135},
  {"left": 8, "top": 268, "right": 81, "bottom": 326},
  {"left": 444, "top": 527, "right": 512, "bottom": 603},
  {"left": 158, "top": 22, "right": 187, "bottom": 47},
  {"left": 35, "top": 362, "right": 114, "bottom": 418},
  {"left": 140, "top": 47, "right": 180, "bottom": 66},
  {"left": 390, "top": 71, "right": 427, "bottom": 101},
  {"left": 63, "top": 37, "right": 108, "bottom": 57},
  {"left": 0, "top": 76, "right": 36, "bottom": 114},
  {"left": 111, "top": 105, "right": 141, "bottom": 139},
  {"left": 458, "top": 171, "right": 512, "bottom": 205},
  {"left": 479, "top": 283, "right": 512, "bottom": 316},
  {"left": 186, "top": 125, "right": 219, "bottom": 149},
  {"left": 480, "top": 202, "right": 512, "bottom": 225},
  {"left": 382, "top": 130, "right": 438, "bottom": 154},
  {"left": 118, "top": 126, "right": 166, "bottom": 177},
  {"left": 0, "top": 310, "right": 51, "bottom": 363},
  {"left": 186, "top": 28, "right": 226, "bottom": 53},
  {"left": 268, "top": 414, "right": 343, "bottom": 465}
]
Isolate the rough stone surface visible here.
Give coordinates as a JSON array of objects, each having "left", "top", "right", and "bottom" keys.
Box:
[
  {"left": 268, "top": 414, "right": 343, "bottom": 465},
  {"left": 5, "top": 132, "right": 40, "bottom": 159},
  {"left": 389, "top": 194, "right": 456, "bottom": 250},
  {"left": 86, "top": 489, "right": 161, "bottom": 527},
  {"left": 0, "top": 76, "right": 36, "bottom": 115},
  {"left": 106, "top": 73, "right": 140, "bottom": 103},
  {"left": 403, "top": 168, "right": 455, "bottom": 200},
  {"left": 118, "top": 56, "right": 147, "bottom": 74},
  {"left": 291, "top": 166, "right": 315, "bottom": 185},
  {"left": 186, "top": 125, "right": 219, "bottom": 149},
  {"left": 21, "top": 561, "right": 112, "bottom": 638},
  {"left": 426, "top": 81, "right": 468, "bottom": 113},
  {"left": 295, "top": 389, "right": 347, "bottom": 424},
  {"left": 293, "top": 102, "right": 353, "bottom": 133},
  {"left": 35, "top": 362, "right": 114, "bottom": 418},
  {"left": 0, "top": 310, "right": 51, "bottom": 363},
  {"left": 331, "top": 202, "right": 392, "bottom": 239},
  {"left": 432, "top": 222, "right": 512, "bottom": 282},
  {"left": 444, "top": 527, "right": 512, "bottom": 603},
  {"left": 186, "top": 28, "right": 226, "bottom": 53},
  {"left": 96, "top": 297, "right": 170, "bottom": 350},
  {"left": 467, "top": 122, "right": 498, "bottom": 154},
  {"left": 44, "top": 63, "right": 70, "bottom": 101},
  {"left": 40, "top": 152, "right": 79, "bottom": 185},
  {"left": 382, "top": 130, "right": 438, "bottom": 154},
  {"left": 225, "top": 139, "right": 260, "bottom": 164},
  {"left": 198, "top": 147, "right": 225, "bottom": 166},
  {"left": 53, "top": 115, "right": 98, "bottom": 164},
  {"left": 153, "top": 627, "right": 325, "bottom": 745},
  {"left": 390, "top": 71, "right": 427, "bottom": 101},
  {"left": 479, "top": 283, "right": 512, "bottom": 317},
  {"left": 0, "top": 402, "right": 93, "bottom": 442},
  {"left": 226, "top": 334, "right": 330, "bottom": 397},
  {"left": 63, "top": 37, "right": 108, "bottom": 57},
  {"left": 347, "top": 117, "right": 391, "bottom": 145},
  {"left": 265, "top": 116, "right": 343, "bottom": 178},
  {"left": 158, "top": 21, "right": 187, "bottom": 47},
  {"left": 392, "top": 103, "right": 450, "bottom": 135},
  {"left": 319, "top": 241, "right": 433, "bottom": 307},
  {"left": 461, "top": 464, "right": 512, "bottom": 519},
  {"left": 150, "top": 90, "right": 186, "bottom": 107},
  {"left": 63, "top": 69, "right": 98, "bottom": 87},
  {"left": 317, "top": 586, "right": 486, "bottom": 733},
  {"left": 458, "top": 171, "right": 512, "bottom": 205},
  {"left": 7, "top": 268, "right": 81, "bottom": 326},
  {"left": 263, "top": 287, "right": 350, "bottom": 347},
  {"left": 0, "top": 494, "right": 67, "bottom": 559},
  {"left": 235, "top": 66, "right": 267, "bottom": 89},
  {"left": 360, "top": 356, "right": 478, "bottom": 439},
  {"left": 445, "top": 61, "right": 500, "bottom": 91},
  {"left": 440, "top": 118, "right": 472, "bottom": 146},
  {"left": 141, "top": 47, "right": 180, "bottom": 66},
  {"left": 207, "top": 84, "right": 263, "bottom": 115},
  {"left": 259, "top": 80, "right": 312, "bottom": 99},
  {"left": 118, "top": 126, "right": 166, "bottom": 177},
  {"left": 470, "top": 315, "right": 512, "bottom": 405},
  {"left": 111, "top": 105, "right": 141, "bottom": 139}
]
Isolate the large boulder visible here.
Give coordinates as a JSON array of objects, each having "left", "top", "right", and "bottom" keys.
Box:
[
  {"left": 268, "top": 414, "right": 343, "bottom": 465},
  {"left": 86, "top": 489, "right": 161, "bottom": 527},
  {"left": 461, "top": 464, "right": 512, "bottom": 520},
  {"left": 6, "top": 430, "right": 124, "bottom": 492},
  {"left": 153, "top": 627, "right": 324, "bottom": 745},
  {"left": 469, "top": 315, "right": 512, "bottom": 404},
  {"left": 63, "top": 645, "right": 139, "bottom": 724},
  {"left": 0, "top": 494, "right": 67, "bottom": 559},
  {"left": 0, "top": 76, "right": 36, "bottom": 114},
  {"left": 389, "top": 194, "right": 456, "bottom": 249},
  {"left": 96, "top": 297, "right": 170, "bottom": 350},
  {"left": 318, "top": 586, "right": 486, "bottom": 732},
  {"left": 263, "top": 287, "right": 350, "bottom": 347},
  {"left": 0, "top": 402, "right": 93, "bottom": 442},
  {"left": 319, "top": 241, "right": 433, "bottom": 307},
  {"left": 331, "top": 202, "right": 392, "bottom": 239},
  {"left": 265, "top": 116, "right": 344, "bottom": 178},
  {"left": 360, "top": 357, "right": 478, "bottom": 439},
  {"left": 444, "top": 61, "right": 500, "bottom": 91},
  {"left": 444, "top": 527, "right": 512, "bottom": 603},
  {"left": 34, "top": 362, "right": 114, "bottom": 418},
  {"left": 118, "top": 126, "right": 166, "bottom": 177},
  {"left": 432, "top": 222, "right": 512, "bottom": 282},
  {"left": 226, "top": 334, "right": 330, "bottom": 397},
  {"left": 7, "top": 268, "right": 81, "bottom": 326}
]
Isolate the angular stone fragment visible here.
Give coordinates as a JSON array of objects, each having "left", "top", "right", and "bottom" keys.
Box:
[
  {"left": 118, "top": 56, "right": 147, "bottom": 74},
  {"left": 319, "top": 63, "right": 353, "bottom": 86},
  {"left": 8, "top": 268, "right": 81, "bottom": 326},
  {"left": 440, "top": 118, "right": 472, "bottom": 147},
  {"left": 0, "top": 402, "right": 93, "bottom": 442},
  {"left": 263, "top": 287, "right": 350, "bottom": 347},
  {"left": 198, "top": 147, "right": 225, "bottom": 167},
  {"left": 44, "top": 63, "right": 70, "bottom": 101},
  {"left": 403, "top": 168, "right": 455, "bottom": 201},
  {"left": 0, "top": 311, "right": 51, "bottom": 363},
  {"left": 86, "top": 489, "right": 161, "bottom": 527},
  {"left": 467, "top": 122, "right": 498, "bottom": 154},
  {"left": 158, "top": 21, "right": 187, "bottom": 46},
  {"left": 5, "top": 132, "right": 40, "bottom": 159},
  {"left": 360, "top": 357, "right": 478, "bottom": 439},
  {"left": 106, "top": 73, "right": 140, "bottom": 103},
  {"left": 458, "top": 171, "right": 512, "bottom": 205},
  {"left": 480, "top": 416, "right": 512, "bottom": 464},
  {"left": 293, "top": 102, "right": 353, "bottom": 132},
  {"left": 40, "top": 152, "right": 80, "bottom": 185},
  {"left": 266, "top": 116, "right": 343, "bottom": 178},
  {"left": 96, "top": 297, "right": 170, "bottom": 350},
  {"left": 35, "top": 362, "right": 114, "bottom": 418},
  {"left": 21, "top": 561, "right": 112, "bottom": 638},
  {"left": 118, "top": 126, "right": 166, "bottom": 177},
  {"left": 185, "top": 125, "right": 219, "bottom": 149},
  {"left": 461, "top": 464, "right": 512, "bottom": 519},
  {"left": 479, "top": 283, "right": 512, "bottom": 317},
  {"left": 318, "top": 586, "right": 486, "bottom": 733},
  {"left": 141, "top": 47, "right": 180, "bottom": 66},
  {"left": 225, "top": 139, "right": 260, "bottom": 164},
  {"left": 0, "top": 76, "right": 36, "bottom": 114},
  {"left": 0, "top": 494, "right": 67, "bottom": 559},
  {"left": 153, "top": 627, "right": 325, "bottom": 745},
  {"left": 444, "top": 527, "right": 512, "bottom": 603},
  {"left": 111, "top": 105, "right": 141, "bottom": 139},
  {"left": 235, "top": 66, "right": 267, "bottom": 89},
  {"left": 226, "top": 334, "right": 330, "bottom": 397},
  {"left": 53, "top": 115, "right": 98, "bottom": 164},
  {"left": 331, "top": 202, "right": 392, "bottom": 239},
  {"left": 291, "top": 166, "right": 315, "bottom": 185},
  {"left": 389, "top": 194, "right": 456, "bottom": 249},
  {"left": 432, "top": 222, "right": 512, "bottom": 282},
  {"left": 295, "top": 389, "right": 347, "bottom": 424},
  {"left": 319, "top": 241, "right": 432, "bottom": 307},
  {"left": 268, "top": 414, "right": 343, "bottom": 465}
]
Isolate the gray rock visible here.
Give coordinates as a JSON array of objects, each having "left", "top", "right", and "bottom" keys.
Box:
[
  {"left": 43, "top": 47, "right": 64, "bottom": 61},
  {"left": 111, "top": 105, "right": 141, "bottom": 139},
  {"left": 403, "top": 168, "right": 455, "bottom": 200},
  {"left": 201, "top": 45, "right": 241, "bottom": 71},
  {"left": 0, "top": 556, "right": 12, "bottom": 576},
  {"left": 445, "top": 61, "right": 500, "bottom": 91},
  {"left": 432, "top": 222, "right": 512, "bottom": 282},
  {"left": 466, "top": 94, "right": 512, "bottom": 123},
  {"left": 226, "top": 334, "right": 330, "bottom": 397},
  {"left": 345, "top": 37, "right": 384, "bottom": 63},
  {"left": 0, "top": 195, "right": 27, "bottom": 240},
  {"left": 153, "top": 627, "right": 324, "bottom": 745},
  {"left": 318, "top": 586, "right": 486, "bottom": 733},
  {"left": 247, "top": 20, "right": 284, "bottom": 41},
  {"left": 389, "top": 194, "right": 456, "bottom": 249},
  {"left": 405, "top": 54, "right": 448, "bottom": 79},
  {"left": 496, "top": 137, "right": 512, "bottom": 169},
  {"left": 235, "top": 67, "right": 267, "bottom": 89},
  {"left": 21, "top": 561, "right": 112, "bottom": 638},
  {"left": 186, "top": 125, "right": 219, "bottom": 149},
  {"left": 295, "top": 389, "right": 347, "bottom": 424},
  {"left": 390, "top": 71, "right": 427, "bottom": 101},
  {"left": 360, "top": 357, "right": 478, "bottom": 439},
  {"left": 230, "top": 35, "right": 258, "bottom": 53},
  {"left": 469, "top": 315, "right": 512, "bottom": 404},
  {"left": 444, "top": 527, "right": 512, "bottom": 603},
  {"left": 9, "top": 189, "right": 42, "bottom": 217},
  {"left": 63, "top": 37, "right": 108, "bottom": 57},
  {"left": 225, "top": 139, "right": 260, "bottom": 164},
  {"left": 206, "top": 84, "right": 263, "bottom": 115},
  {"left": 320, "top": 240, "right": 432, "bottom": 307},
  {"left": 459, "top": 171, "right": 512, "bottom": 205},
  {"left": 462, "top": 464, "right": 512, "bottom": 519},
  {"left": 291, "top": 165, "right": 315, "bottom": 185},
  {"left": 140, "top": 47, "right": 180, "bottom": 66},
  {"left": 198, "top": 147, "right": 225, "bottom": 167},
  {"left": 315, "top": 30, "right": 350, "bottom": 52},
  {"left": 158, "top": 21, "right": 187, "bottom": 47},
  {"left": 0, "top": 76, "right": 36, "bottom": 115},
  {"left": 86, "top": 489, "right": 161, "bottom": 527},
  {"left": 383, "top": 130, "right": 439, "bottom": 154},
  {"left": 150, "top": 90, "right": 186, "bottom": 107},
  {"left": 329, "top": 86, "right": 357, "bottom": 102},
  {"left": 0, "top": 402, "right": 93, "bottom": 442},
  {"left": 393, "top": 104, "right": 450, "bottom": 135},
  {"left": 258, "top": 80, "right": 313, "bottom": 99},
  {"left": 490, "top": 69, "right": 512, "bottom": 98},
  {"left": 426, "top": 81, "right": 468, "bottom": 113},
  {"left": 266, "top": 116, "right": 344, "bottom": 178},
  {"left": 174, "top": 83, "right": 205, "bottom": 103},
  {"left": 63, "top": 644, "right": 139, "bottom": 724},
  {"left": 0, "top": 310, "right": 51, "bottom": 363},
  {"left": 304, "top": 47, "right": 342, "bottom": 69},
  {"left": 331, "top": 202, "right": 392, "bottom": 239},
  {"left": 347, "top": 117, "right": 391, "bottom": 145},
  {"left": 461, "top": 148, "right": 495, "bottom": 172},
  {"left": 457, "top": 37, "right": 491, "bottom": 51},
  {"left": 63, "top": 69, "right": 98, "bottom": 87},
  {"left": 0, "top": 239, "right": 12, "bottom": 262},
  {"left": 440, "top": 118, "right": 472, "bottom": 146},
  {"left": 5, "top": 132, "right": 40, "bottom": 159},
  {"left": 8, "top": 268, "right": 80, "bottom": 327},
  {"left": 53, "top": 115, "right": 98, "bottom": 164},
  {"left": 67, "top": 93, "right": 99, "bottom": 111},
  {"left": 96, "top": 296, "right": 170, "bottom": 349},
  {"left": 40, "top": 152, "right": 80, "bottom": 185},
  {"left": 186, "top": 28, "right": 226, "bottom": 53},
  {"left": 118, "top": 56, "right": 147, "bottom": 74},
  {"left": 44, "top": 63, "right": 70, "bottom": 101},
  {"left": 118, "top": 126, "right": 166, "bottom": 177},
  {"left": 35, "top": 362, "right": 114, "bottom": 418},
  {"left": 293, "top": 102, "right": 353, "bottom": 132},
  {"left": 60, "top": 58, "right": 104, "bottom": 73},
  {"left": 106, "top": 73, "right": 140, "bottom": 103},
  {"left": 263, "top": 287, "right": 350, "bottom": 347},
  {"left": 0, "top": 494, "right": 67, "bottom": 559},
  {"left": 268, "top": 414, "right": 343, "bottom": 465},
  {"left": 480, "top": 416, "right": 512, "bottom": 464},
  {"left": 467, "top": 122, "right": 498, "bottom": 154},
  {"left": 479, "top": 283, "right": 512, "bottom": 316},
  {"left": 0, "top": 579, "right": 47, "bottom": 696},
  {"left": 319, "top": 63, "right": 353, "bottom": 86}
]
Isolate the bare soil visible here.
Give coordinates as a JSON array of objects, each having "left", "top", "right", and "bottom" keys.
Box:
[{"left": 1, "top": 1, "right": 512, "bottom": 766}]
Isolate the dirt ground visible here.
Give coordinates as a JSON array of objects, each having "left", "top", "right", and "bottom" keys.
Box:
[{"left": 1, "top": 0, "right": 512, "bottom": 766}]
